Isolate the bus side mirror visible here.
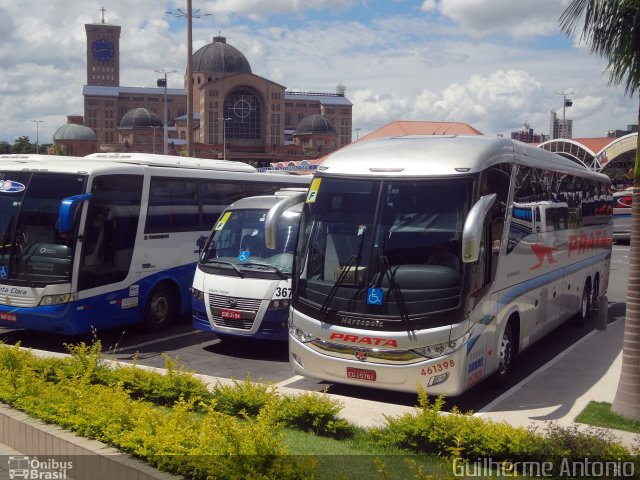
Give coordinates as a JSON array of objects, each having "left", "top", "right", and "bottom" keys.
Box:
[
  {"left": 58, "top": 193, "right": 93, "bottom": 234},
  {"left": 265, "top": 191, "right": 306, "bottom": 249},
  {"left": 461, "top": 193, "right": 496, "bottom": 263}
]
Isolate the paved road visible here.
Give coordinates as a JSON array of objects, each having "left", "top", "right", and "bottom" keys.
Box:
[{"left": 0, "top": 243, "right": 630, "bottom": 413}]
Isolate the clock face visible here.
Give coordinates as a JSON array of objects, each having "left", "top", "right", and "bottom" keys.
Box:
[{"left": 92, "top": 39, "right": 114, "bottom": 62}]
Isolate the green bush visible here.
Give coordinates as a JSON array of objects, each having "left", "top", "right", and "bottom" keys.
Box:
[
  {"left": 211, "top": 375, "right": 279, "bottom": 417},
  {"left": 276, "top": 390, "right": 354, "bottom": 439}
]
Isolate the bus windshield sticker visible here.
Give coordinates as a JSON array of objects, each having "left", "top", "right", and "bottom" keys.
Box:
[
  {"left": 0, "top": 180, "right": 26, "bottom": 194},
  {"left": 0, "top": 265, "right": 8, "bottom": 279},
  {"left": 367, "top": 287, "right": 383, "bottom": 305},
  {"left": 306, "top": 178, "right": 321, "bottom": 203},
  {"left": 214, "top": 211, "right": 232, "bottom": 231},
  {"left": 237, "top": 250, "right": 250, "bottom": 262},
  {"left": 357, "top": 225, "right": 366, "bottom": 236}
]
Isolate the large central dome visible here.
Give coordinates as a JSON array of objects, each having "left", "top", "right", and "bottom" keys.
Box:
[{"left": 192, "top": 36, "right": 252, "bottom": 74}]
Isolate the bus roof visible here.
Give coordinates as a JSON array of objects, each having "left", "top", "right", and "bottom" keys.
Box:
[
  {"left": 317, "top": 135, "right": 610, "bottom": 182},
  {"left": 85, "top": 152, "right": 257, "bottom": 173}
]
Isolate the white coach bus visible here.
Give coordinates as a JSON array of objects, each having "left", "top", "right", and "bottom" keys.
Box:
[
  {"left": 289, "top": 135, "right": 612, "bottom": 395},
  {"left": 0, "top": 153, "right": 309, "bottom": 334},
  {"left": 192, "top": 187, "right": 309, "bottom": 341}
]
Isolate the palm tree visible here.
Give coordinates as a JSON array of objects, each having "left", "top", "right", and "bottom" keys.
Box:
[{"left": 560, "top": 0, "right": 640, "bottom": 419}]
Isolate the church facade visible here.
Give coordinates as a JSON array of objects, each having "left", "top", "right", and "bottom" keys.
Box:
[{"left": 79, "top": 17, "right": 352, "bottom": 164}]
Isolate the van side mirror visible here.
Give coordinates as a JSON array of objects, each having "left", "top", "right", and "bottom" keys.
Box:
[
  {"left": 195, "top": 234, "right": 207, "bottom": 253},
  {"left": 461, "top": 193, "right": 496, "bottom": 263}
]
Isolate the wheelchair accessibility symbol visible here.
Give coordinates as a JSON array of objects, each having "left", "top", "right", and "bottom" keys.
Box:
[
  {"left": 0, "top": 266, "right": 7, "bottom": 279},
  {"left": 367, "top": 288, "right": 383, "bottom": 305},
  {"left": 237, "top": 250, "right": 249, "bottom": 262}
]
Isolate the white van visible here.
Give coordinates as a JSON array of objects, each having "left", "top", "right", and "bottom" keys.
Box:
[{"left": 191, "top": 188, "right": 308, "bottom": 340}]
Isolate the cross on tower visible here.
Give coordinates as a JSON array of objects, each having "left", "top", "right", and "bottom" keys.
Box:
[{"left": 100, "top": 6, "right": 107, "bottom": 23}]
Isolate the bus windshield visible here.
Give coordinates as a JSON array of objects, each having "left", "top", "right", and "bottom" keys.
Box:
[
  {"left": 294, "top": 177, "right": 473, "bottom": 328},
  {"left": 200, "top": 208, "right": 300, "bottom": 277},
  {"left": 0, "top": 171, "right": 86, "bottom": 285}
]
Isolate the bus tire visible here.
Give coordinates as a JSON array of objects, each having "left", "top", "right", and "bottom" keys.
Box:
[
  {"left": 143, "top": 283, "right": 177, "bottom": 332},
  {"left": 492, "top": 322, "right": 515, "bottom": 386},
  {"left": 591, "top": 275, "right": 600, "bottom": 310},
  {"left": 573, "top": 279, "right": 592, "bottom": 326}
]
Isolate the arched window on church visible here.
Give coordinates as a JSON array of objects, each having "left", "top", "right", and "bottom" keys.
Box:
[{"left": 223, "top": 90, "right": 261, "bottom": 140}]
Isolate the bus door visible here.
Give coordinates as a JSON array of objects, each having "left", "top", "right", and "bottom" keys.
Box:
[{"left": 76, "top": 174, "right": 144, "bottom": 325}]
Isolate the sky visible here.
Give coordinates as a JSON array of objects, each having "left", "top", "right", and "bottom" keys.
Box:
[{"left": 0, "top": 0, "right": 637, "bottom": 145}]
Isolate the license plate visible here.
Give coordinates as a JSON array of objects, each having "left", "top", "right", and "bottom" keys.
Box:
[
  {"left": 347, "top": 367, "right": 376, "bottom": 381},
  {"left": 0, "top": 312, "right": 17, "bottom": 322},
  {"left": 220, "top": 308, "right": 242, "bottom": 320}
]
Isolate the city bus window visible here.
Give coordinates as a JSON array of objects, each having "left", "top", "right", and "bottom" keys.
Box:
[{"left": 79, "top": 174, "right": 143, "bottom": 290}]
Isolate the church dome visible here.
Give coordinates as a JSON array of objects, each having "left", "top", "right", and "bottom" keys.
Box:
[
  {"left": 295, "top": 114, "right": 337, "bottom": 135},
  {"left": 192, "top": 36, "right": 252, "bottom": 74},
  {"left": 119, "top": 108, "right": 163, "bottom": 129},
  {"left": 53, "top": 123, "right": 96, "bottom": 141}
]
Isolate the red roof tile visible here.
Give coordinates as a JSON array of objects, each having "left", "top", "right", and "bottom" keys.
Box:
[{"left": 356, "top": 120, "right": 483, "bottom": 143}]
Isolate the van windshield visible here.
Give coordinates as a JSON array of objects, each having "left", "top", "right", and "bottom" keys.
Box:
[{"left": 200, "top": 208, "right": 300, "bottom": 277}]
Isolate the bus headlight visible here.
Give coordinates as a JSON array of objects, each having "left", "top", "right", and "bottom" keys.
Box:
[
  {"left": 411, "top": 331, "right": 470, "bottom": 359},
  {"left": 39, "top": 293, "right": 76, "bottom": 306},
  {"left": 190, "top": 288, "right": 204, "bottom": 301},
  {"left": 269, "top": 299, "right": 290, "bottom": 309},
  {"left": 289, "top": 323, "right": 318, "bottom": 343}
]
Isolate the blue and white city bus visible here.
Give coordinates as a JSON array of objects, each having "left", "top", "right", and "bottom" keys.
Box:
[
  {"left": 289, "top": 135, "right": 612, "bottom": 395},
  {"left": 0, "top": 153, "right": 309, "bottom": 334}
]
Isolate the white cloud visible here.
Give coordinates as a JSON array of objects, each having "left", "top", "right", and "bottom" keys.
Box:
[{"left": 0, "top": 0, "right": 635, "bottom": 145}]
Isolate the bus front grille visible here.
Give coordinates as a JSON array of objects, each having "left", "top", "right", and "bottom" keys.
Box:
[{"left": 208, "top": 294, "right": 262, "bottom": 331}]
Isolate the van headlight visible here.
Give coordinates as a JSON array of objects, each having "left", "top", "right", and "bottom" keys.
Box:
[
  {"left": 411, "top": 331, "right": 470, "bottom": 359},
  {"left": 39, "top": 293, "right": 76, "bottom": 306},
  {"left": 269, "top": 299, "right": 290, "bottom": 309},
  {"left": 190, "top": 288, "right": 204, "bottom": 301}
]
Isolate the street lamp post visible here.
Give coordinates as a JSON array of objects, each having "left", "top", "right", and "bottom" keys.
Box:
[
  {"left": 155, "top": 68, "right": 177, "bottom": 155},
  {"left": 219, "top": 117, "right": 231, "bottom": 159},
  {"left": 555, "top": 90, "right": 574, "bottom": 138},
  {"left": 166, "top": 2, "right": 210, "bottom": 157},
  {"left": 31, "top": 120, "right": 44, "bottom": 154}
]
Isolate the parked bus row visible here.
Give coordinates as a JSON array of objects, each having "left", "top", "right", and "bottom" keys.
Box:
[
  {"left": 0, "top": 153, "right": 309, "bottom": 334},
  {"left": 0, "top": 136, "right": 615, "bottom": 398}
]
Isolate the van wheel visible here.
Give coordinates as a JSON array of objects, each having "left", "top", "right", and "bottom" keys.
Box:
[
  {"left": 493, "top": 323, "right": 515, "bottom": 386},
  {"left": 574, "top": 280, "right": 592, "bottom": 326},
  {"left": 143, "top": 284, "right": 177, "bottom": 332}
]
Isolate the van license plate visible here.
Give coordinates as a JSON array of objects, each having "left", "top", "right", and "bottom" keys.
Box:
[
  {"left": 0, "top": 312, "right": 17, "bottom": 322},
  {"left": 220, "top": 309, "right": 241, "bottom": 320},
  {"left": 347, "top": 367, "right": 376, "bottom": 381}
]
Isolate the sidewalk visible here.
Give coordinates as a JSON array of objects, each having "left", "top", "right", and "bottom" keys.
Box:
[
  {"left": 477, "top": 317, "right": 637, "bottom": 447},
  {"left": 0, "top": 317, "right": 636, "bottom": 477}
]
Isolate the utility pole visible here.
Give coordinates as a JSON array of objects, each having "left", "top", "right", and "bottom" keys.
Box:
[
  {"left": 155, "top": 68, "right": 177, "bottom": 155},
  {"left": 166, "top": 2, "right": 210, "bottom": 157},
  {"left": 31, "top": 120, "right": 44, "bottom": 154}
]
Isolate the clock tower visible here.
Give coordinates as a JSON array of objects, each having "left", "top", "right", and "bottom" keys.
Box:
[{"left": 85, "top": 8, "right": 120, "bottom": 87}]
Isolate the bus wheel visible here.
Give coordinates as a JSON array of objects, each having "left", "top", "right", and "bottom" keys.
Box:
[
  {"left": 591, "top": 275, "right": 600, "bottom": 310},
  {"left": 143, "top": 284, "right": 177, "bottom": 332},
  {"left": 574, "top": 280, "right": 592, "bottom": 326},
  {"left": 493, "top": 323, "right": 515, "bottom": 386}
]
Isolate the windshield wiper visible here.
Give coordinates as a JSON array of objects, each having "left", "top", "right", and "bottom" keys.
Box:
[
  {"left": 378, "top": 255, "right": 410, "bottom": 329},
  {"left": 239, "top": 261, "right": 287, "bottom": 279},
  {"left": 201, "top": 259, "right": 244, "bottom": 278},
  {"left": 319, "top": 253, "right": 359, "bottom": 317},
  {"left": 319, "top": 226, "right": 367, "bottom": 316}
]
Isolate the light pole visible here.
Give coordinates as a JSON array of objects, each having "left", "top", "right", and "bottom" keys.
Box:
[
  {"left": 355, "top": 127, "right": 361, "bottom": 141},
  {"left": 219, "top": 117, "right": 231, "bottom": 159},
  {"left": 555, "top": 90, "right": 574, "bottom": 138},
  {"left": 166, "top": 2, "right": 211, "bottom": 157},
  {"left": 155, "top": 68, "right": 177, "bottom": 155},
  {"left": 31, "top": 120, "right": 44, "bottom": 154},
  {"left": 152, "top": 126, "right": 160, "bottom": 154}
]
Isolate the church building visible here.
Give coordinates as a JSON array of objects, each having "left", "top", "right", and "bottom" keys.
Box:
[{"left": 75, "top": 12, "right": 352, "bottom": 165}]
